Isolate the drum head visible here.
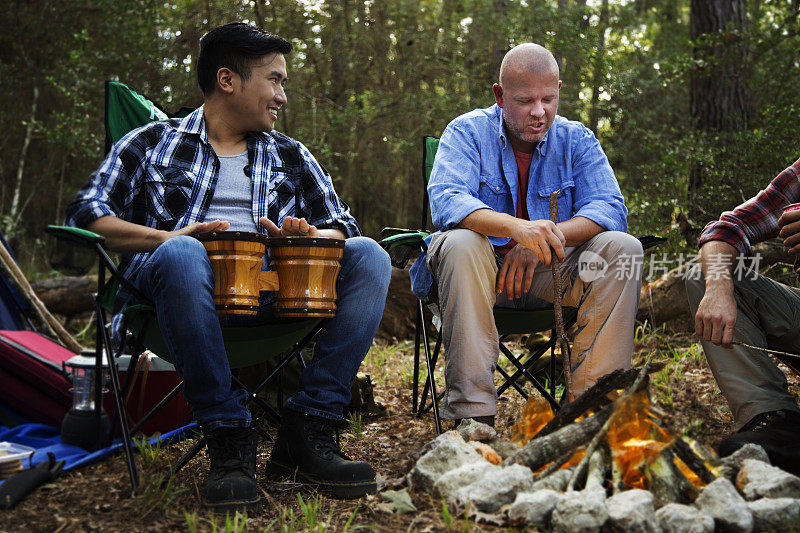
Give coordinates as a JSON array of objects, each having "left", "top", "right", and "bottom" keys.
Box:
[
  {"left": 267, "top": 236, "right": 345, "bottom": 249},
  {"left": 196, "top": 231, "right": 269, "bottom": 244}
]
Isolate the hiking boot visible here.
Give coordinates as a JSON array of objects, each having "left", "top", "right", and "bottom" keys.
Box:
[
  {"left": 718, "top": 409, "right": 800, "bottom": 475},
  {"left": 265, "top": 409, "right": 376, "bottom": 498},
  {"left": 452, "top": 416, "right": 495, "bottom": 429},
  {"left": 204, "top": 425, "right": 261, "bottom": 512}
]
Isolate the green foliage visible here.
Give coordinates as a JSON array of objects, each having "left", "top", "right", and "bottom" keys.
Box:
[{"left": 3, "top": 0, "right": 799, "bottom": 275}]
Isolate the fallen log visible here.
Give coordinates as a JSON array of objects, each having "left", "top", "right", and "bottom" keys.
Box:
[{"left": 31, "top": 275, "right": 96, "bottom": 317}]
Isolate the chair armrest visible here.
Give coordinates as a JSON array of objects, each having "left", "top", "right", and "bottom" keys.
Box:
[
  {"left": 45, "top": 225, "right": 105, "bottom": 248},
  {"left": 378, "top": 230, "right": 430, "bottom": 269}
]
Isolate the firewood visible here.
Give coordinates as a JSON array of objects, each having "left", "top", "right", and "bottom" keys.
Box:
[
  {"left": 566, "top": 354, "right": 654, "bottom": 491},
  {"left": 645, "top": 452, "right": 682, "bottom": 507},
  {"left": 534, "top": 450, "right": 575, "bottom": 480},
  {"left": 535, "top": 367, "right": 640, "bottom": 439},
  {"left": 585, "top": 446, "right": 609, "bottom": 492},
  {"left": 504, "top": 403, "right": 613, "bottom": 472},
  {"left": 672, "top": 437, "right": 716, "bottom": 485}
]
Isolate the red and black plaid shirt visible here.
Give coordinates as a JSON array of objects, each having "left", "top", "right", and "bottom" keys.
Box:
[{"left": 698, "top": 156, "right": 800, "bottom": 280}]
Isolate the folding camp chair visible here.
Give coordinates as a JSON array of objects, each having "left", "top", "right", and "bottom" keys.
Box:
[
  {"left": 381, "top": 135, "right": 664, "bottom": 434},
  {"left": 46, "top": 82, "right": 324, "bottom": 493}
]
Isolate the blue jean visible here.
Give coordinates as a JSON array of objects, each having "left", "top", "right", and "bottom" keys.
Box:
[{"left": 128, "top": 235, "right": 390, "bottom": 431}]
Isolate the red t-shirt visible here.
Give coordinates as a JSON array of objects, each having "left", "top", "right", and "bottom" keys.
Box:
[{"left": 495, "top": 148, "right": 533, "bottom": 255}]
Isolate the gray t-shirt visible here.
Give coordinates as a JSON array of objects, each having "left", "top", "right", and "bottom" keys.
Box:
[{"left": 203, "top": 151, "right": 260, "bottom": 232}]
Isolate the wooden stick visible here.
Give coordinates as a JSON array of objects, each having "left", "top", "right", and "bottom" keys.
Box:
[
  {"left": 566, "top": 353, "right": 654, "bottom": 491},
  {"left": 672, "top": 437, "right": 716, "bottom": 485},
  {"left": 549, "top": 190, "right": 572, "bottom": 398},
  {"left": 0, "top": 241, "right": 84, "bottom": 353},
  {"left": 505, "top": 402, "right": 613, "bottom": 472}
]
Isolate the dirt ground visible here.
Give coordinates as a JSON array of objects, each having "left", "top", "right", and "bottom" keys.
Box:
[{"left": 1, "top": 328, "right": 799, "bottom": 532}]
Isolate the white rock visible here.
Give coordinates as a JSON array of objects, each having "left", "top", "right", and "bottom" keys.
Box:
[
  {"left": 531, "top": 468, "right": 574, "bottom": 492},
  {"left": 408, "top": 434, "right": 485, "bottom": 493},
  {"left": 747, "top": 498, "right": 800, "bottom": 532},
  {"left": 455, "top": 419, "right": 497, "bottom": 442},
  {"left": 551, "top": 489, "right": 608, "bottom": 533},
  {"left": 507, "top": 489, "right": 564, "bottom": 526},
  {"left": 694, "top": 478, "right": 753, "bottom": 532},
  {"left": 605, "top": 489, "right": 659, "bottom": 533},
  {"left": 453, "top": 464, "right": 535, "bottom": 513},
  {"left": 718, "top": 444, "right": 770, "bottom": 482},
  {"left": 736, "top": 459, "right": 800, "bottom": 500},
  {"left": 655, "top": 503, "right": 715, "bottom": 533},
  {"left": 432, "top": 461, "right": 498, "bottom": 500}
]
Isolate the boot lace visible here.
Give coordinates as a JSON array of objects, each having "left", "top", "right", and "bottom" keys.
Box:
[
  {"left": 740, "top": 410, "right": 787, "bottom": 433},
  {"left": 304, "top": 418, "right": 348, "bottom": 460},
  {"left": 207, "top": 427, "right": 257, "bottom": 477}
]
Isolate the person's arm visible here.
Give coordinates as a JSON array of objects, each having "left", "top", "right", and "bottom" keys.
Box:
[
  {"left": 87, "top": 215, "right": 231, "bottom": 253},
  {"left": 694, "top": 240, "right": 738, "bottom": 348}
]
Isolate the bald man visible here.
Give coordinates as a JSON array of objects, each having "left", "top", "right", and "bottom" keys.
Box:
[{"left": 410, "top": 43, "right": 642, "bottom": 425}]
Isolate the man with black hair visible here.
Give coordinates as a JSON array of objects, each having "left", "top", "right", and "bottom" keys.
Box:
[{"left": 66, "top": 22, "right": 390, "bottom": 511}]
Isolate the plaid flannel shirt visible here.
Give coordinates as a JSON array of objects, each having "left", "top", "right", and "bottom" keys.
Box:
[
  {"left": 697, "top": 156, "right": 800, "bottom": 279},
  {"left": 66, "top": 105, "right": 360, "bottom": 282}
]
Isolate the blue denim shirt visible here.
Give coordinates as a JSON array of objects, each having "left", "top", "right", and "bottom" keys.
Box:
[{"left": 409, "top": 104, "right": 628, "bottom": 298}]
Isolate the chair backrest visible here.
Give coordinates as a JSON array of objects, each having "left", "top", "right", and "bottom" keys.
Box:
[
  {"left": 104, "top": 81, "right": 193, "bottom": 153},
  {"left": 420, "top": 135, "right": 440, "bottom": 231}
]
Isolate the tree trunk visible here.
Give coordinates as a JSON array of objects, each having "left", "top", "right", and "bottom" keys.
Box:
[
  {"left": 7, "top": 85, "right": 38, "bottom": 234},
  {"left": 689, "top": 0, "right": 749, "bottom": 217}
]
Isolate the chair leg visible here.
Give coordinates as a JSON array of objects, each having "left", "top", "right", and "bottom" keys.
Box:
[
  {"left": 497, "top": 342, "right": 561, "bottom": 411},
  {"left": 96, "top": 303, "right": 139, "bottom": 494},
  {"left": 412, "top": 304, "right": 422, "bottom": 414},
  {"left": 166, "top": 433, "right": 209, "bottom": 481},
  {"left": 417, "top": 300, "right": 442, "bottom": 434},
  {"left": 418, "top": 333, "right": 442, "bottom": 413},
  {"left": 129, "top": 382, "right": 185, "bottom": 435}
]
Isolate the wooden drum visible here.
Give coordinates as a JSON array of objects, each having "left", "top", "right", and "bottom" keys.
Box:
[
  {"left": 196, "top": 231, "right": 275, "bottom": 316},
  {"left": 196, "top": 231, "right": 344, "bottom": 318},
  {"left": 267, "top": 236, "right": 344, "bottom": 318}
]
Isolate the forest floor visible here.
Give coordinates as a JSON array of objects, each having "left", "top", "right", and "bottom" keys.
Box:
[{"left": 1, "top": 324, "right": 799, "bottom": 533}]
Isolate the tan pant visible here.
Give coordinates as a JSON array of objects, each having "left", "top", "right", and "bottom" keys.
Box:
[
  {"left": 685, "top": 263, "right": 800, "bottom": 430},
  {"left": 427, "top": 229, "right": 643, "bottom": 419}
]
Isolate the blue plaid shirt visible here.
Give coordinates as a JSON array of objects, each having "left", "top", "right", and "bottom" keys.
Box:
[{"left": 66, "top": 106, "right": 360, "bottom": 282}]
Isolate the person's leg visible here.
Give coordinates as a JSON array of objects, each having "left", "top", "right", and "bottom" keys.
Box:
[
  {"left": 268, "top": 236, "right": 390, "bottom": 498},
  {"left": 131, "top": 236, "right": 257, "bottom": 511},
  {"left": 519, "top": 231, "right": 643, "bottom": 399},
  {"left": 426, "top": 229, "right": 499, "bottom": 420},
  {"left": 685, "top": 263, "right": 800, "bottom": 429},
  {"left": 283, "top": 236, "right": 391, "bottom": 419},
  {"left": 132, "top": 235, "right": 249, "bottom": 428}
]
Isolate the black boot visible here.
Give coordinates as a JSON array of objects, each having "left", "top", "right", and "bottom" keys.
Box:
[
  {"left": 718, "top": 409, "right": 800, "bottom": 475},
  {"left": 204, "top": 426, "right": 261, "bottom": 512},
  {"left": 265, "top": 410, "right": 376, "bottom": 498}
]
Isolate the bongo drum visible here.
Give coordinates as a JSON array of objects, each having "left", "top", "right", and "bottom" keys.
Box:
[
  {"left": 268, "top": 236, "right": 345, "bottom": 318},
  {"left": 196, "top": 231, "right": 277, "bottom": 316},
  {"left": 196, "top": 231, "right": 344, "bottom": 318}
]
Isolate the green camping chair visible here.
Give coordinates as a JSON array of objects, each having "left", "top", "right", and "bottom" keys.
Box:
[
  {"left": 380, "top": 135, "right": 664, "bottom": 434},
  {"left": 47, "top": 81, "right": 324, "bottom": 493}
]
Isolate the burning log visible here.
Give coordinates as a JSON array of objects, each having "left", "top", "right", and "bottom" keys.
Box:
[{"left": 504, "top": 403, "right": 613, "bottom": 472}]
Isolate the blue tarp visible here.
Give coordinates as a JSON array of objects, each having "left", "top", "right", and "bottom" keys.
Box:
[{"left": 0, "top": 421, "right": 198, "bottom": 486}]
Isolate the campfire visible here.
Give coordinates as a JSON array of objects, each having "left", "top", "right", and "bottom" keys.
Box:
[{"left": 407, "top": 360, "right": 800, "bottom": 530}]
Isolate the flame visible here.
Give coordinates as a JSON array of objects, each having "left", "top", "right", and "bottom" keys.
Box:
[
  {"left": 606, "top": 390, "right": 674, "bottom": 490},
  {"left": 511, "top": 396, "right": 555, "bottom": 445}
]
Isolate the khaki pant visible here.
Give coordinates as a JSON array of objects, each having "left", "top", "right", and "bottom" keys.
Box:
[
  {"left": 427, "top": 229, "right": 643, "bottom": 419},
  {"left": 685, "top": 263, "right": 800, "bottom": 430}
]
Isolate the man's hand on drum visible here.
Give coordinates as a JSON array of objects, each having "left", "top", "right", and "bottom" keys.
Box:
[
  {"left": 260, "top": 216, "right": 319, "bottom": 237},
  {"left": 511, "top": 219, "right": 566, "bottom": 267},
  {"left": 171, "top": 219, "right": 230, "bottom": 239}
]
